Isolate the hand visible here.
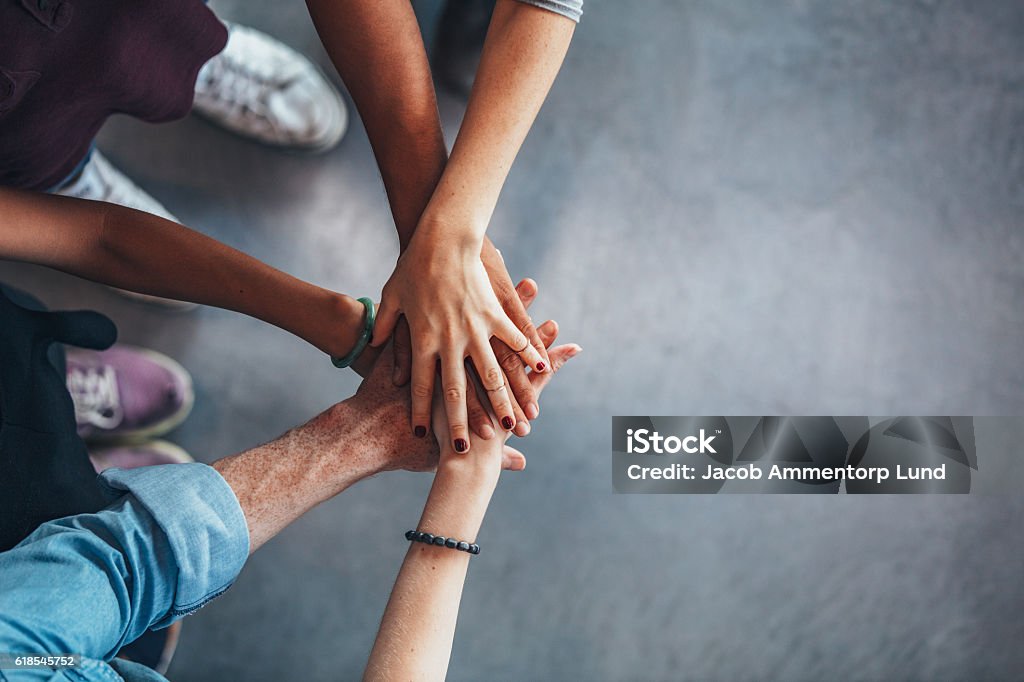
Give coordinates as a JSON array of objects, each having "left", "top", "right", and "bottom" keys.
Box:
[
  {"left": 390, "top": 239, "right": 550, "bottom": 426},
  {"left": 480, "top": 241, "right": 548, "bottom": 422},
  {"left": 346, "top": 342, "right": 552, "bottom": 474},
  {"left": 392, "top": 275, "right": 545, "bottom": 440},
  {"left": 430, "top": 324, "right": 581, "bottom": 476},
  {"left": 468, "top": 277, "right": 542, "bottom": 439},
  {"left": 367, "top": 278, "right": 543, "bottom": 440},
  {"left": 371, "top": 225, "right": 547, "bottom": 453}
]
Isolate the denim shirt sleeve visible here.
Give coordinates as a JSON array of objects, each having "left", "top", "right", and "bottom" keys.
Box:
[{"left": 0, "top": 463, "right": 249, "bottom": 675}]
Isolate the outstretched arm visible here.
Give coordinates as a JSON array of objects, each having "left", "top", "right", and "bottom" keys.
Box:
[
  {"left": 304, "top": 0, "right": 445, "bottom": 248},
  {"left": 0, "top": 335, "right": 519, "bottom": 666},
  {"left": 363, "top": 1, "right": 577, "bottom": 449},
  {"left": 304, "top": 0, "right": 577, "bottom": 448},
  {"left": 418, "top": 0, "right": 576, "bottom": 240},
  {"left": 365, "top": 327, "right": 580, "bottom": 681},
  {"left": 0, "top": 188, "right": 365, "bottom": 359},
  {"left": 0, "top": 341, "right": 441, "bottom": 665}
]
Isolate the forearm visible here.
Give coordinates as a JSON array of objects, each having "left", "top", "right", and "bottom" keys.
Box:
[
  {"left": 306, "top": 0, "right": 448, "bottom": 248},
  {"left": 421, "top": 0, "right": 575, "bottom": 242},
  {"left": 0, "top": 189, "right": 364, "bottom": 357},
  {"left": 213, "top": 400, "right": 383, "bottom": 553},
  {"left": 365, "top": 459, "right": 498, "bottom": 681}
]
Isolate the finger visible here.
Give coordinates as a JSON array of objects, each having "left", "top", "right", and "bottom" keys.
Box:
[
  {"left": 409, "top": 349, "right": 436, "bottom": 439},
  {"left": 529, "top": 344, "right": 581, "bottom": 397},
  {"left": 515, "top": 278, "right": 538, "bottom": 308},
  {"left": 464, "top": 366, "right": 496, "bottom": 440},
  {"left": 516, "top": 315, "right": 557, "bottom": 421},
  {"left": 470, "top": 341, "right": 517, "bottom": 432},
  {"left": 501, "top": 445, "right": 527, "bottom": 472},
  {"left": 508, "top": 382, "right": 531, "bottom": 437},
  {"left": 495, "top": 336, "right": 538, "bottom": 421},
  {"left": 371, "top": 295, "right": 399, "bottom": 347},
  {"left": 441, "top": 350, "right": 471, "bottom": 453},
  {"left": 537, "top": 319, "right": 559, "bottom": 349},
  {"left": 506, "top": 278, "right": 542, "bottom": 420},
  {"left": 392, "top": 316, "right": 412, "bottom": 386},
  {"left": 512, "top": 278, "right": 550, "bottom": 369},
  {"left": 493, "top": 314, "right": 546, "bottom": 372},
  {"left": 501, "top": 282, "right": 550, "bottom": 372}
]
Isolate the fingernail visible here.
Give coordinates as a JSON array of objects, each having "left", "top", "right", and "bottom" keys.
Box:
[
  {"left": 526, "top": 402, "right": 540, "bottom": 420},
  {"left": 515, "top": 421, "right": 531, "bottom": 436},
  {"left": 480, "top": 425, "right": 495, "bottom": 440},
  {"left": 501, "top": 416, "right": 515, "bottom": 430},
  {"left": 454, "top": 439, "right": 468, "bottom": 453},
  {"left": 414, "top": 425, "right": 426, "bottom": 438},
  {"left": 536, "top": 362, "right": 546, "bottom": 372},
  {"left": 393, "top": 367, "right": 402, "bottom": 383}
]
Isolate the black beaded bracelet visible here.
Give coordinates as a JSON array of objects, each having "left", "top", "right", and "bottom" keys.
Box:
[{"left": 405, "top": 530, "right": 480, "bottom": 555}]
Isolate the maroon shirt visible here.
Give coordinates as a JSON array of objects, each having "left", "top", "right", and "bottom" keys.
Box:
[{"left": 0, "top": 0, "right": 227, "bottom": 190}]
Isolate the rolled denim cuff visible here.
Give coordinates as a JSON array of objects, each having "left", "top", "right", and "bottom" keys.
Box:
[{"left": 98, "top": 463, "right": 250, "bottom": 627}]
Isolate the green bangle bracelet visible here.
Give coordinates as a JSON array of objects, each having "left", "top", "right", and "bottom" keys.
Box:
[{"left": 331, "top": 297, "right": 376, "bottom": 369}]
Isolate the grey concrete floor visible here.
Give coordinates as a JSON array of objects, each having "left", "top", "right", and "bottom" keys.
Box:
[{"left": 2, "top": 1, "right": 1023, "bottom": 680}]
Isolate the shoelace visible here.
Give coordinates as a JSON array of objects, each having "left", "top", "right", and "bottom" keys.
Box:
[
  {"left": 67, "top": 365, "right": 124, "bottom": 429},
  {"left": 196, "top": 31, "right": 302, "bottom": 134}
]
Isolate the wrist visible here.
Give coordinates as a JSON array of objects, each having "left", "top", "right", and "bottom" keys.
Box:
[
  {"left": 414, "top": 210, "right": 486, "bottom": 254},
  {"left": 418, "top": 460, "right": 498, "bottom": 541},
  {"left": 435, "top": 453, "right": 501, "bottom": 492},
  {"left": 321, "top": 292, "right": 369, "bottom": 359}
]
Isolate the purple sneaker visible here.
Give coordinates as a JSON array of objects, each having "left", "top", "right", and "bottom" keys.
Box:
[
  {"left": 89, "top": 440, "right": 194, "bottom": 473},
  {"left": 67, "top": 345, "right": 194, "bottom": 441}
]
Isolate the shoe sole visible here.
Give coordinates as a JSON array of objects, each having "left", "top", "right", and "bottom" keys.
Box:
[
  {"left": 108, "top": 286, "right": 200, "bottom": 312},
  {"left": 83, "top": 347, "right": 196, "bottom": 443},
  {"left": 90, "top": 439, "right": 196, "bottom": 470}
]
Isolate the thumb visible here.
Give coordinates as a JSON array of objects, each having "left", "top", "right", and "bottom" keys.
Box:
[
  {"left": 370, "top": 295, "right": 399, "bottom": 347},
  {"left": 502, "top": 445, "right": 527, "bottom": 471},
  {"left": 529, "top": 344, "right": 581, "bottom": 396}
]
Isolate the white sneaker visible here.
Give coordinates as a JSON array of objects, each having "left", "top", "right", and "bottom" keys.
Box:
[
  {"left": 193, "top": 22, "right": 347, "bottom": 152},
  {"left": 55, "top": 150, "right": 179, "bottom": 223},
  {"left": 53, "top": 151, "right": 196, "bottom": 311}
]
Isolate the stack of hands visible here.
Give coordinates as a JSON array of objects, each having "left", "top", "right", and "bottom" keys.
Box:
[
  {"left": 350, "top": 277, "right": 580, "bottom": 679},
  {"left": 354, "top": 277, "right": 578, "bottom": 474},
  {"left": 371, "top": 233, "right": 552, "bottom": 453}
]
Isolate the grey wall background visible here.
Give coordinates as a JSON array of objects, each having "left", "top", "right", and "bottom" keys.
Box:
[{"left": 2, "top": 1, "right": 1022, "bottom": 679}]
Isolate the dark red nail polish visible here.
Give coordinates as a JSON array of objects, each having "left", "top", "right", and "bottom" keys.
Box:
[
  {"left": 537, "top": 362, "right": 546, "bottom": 371},
  {"left": 501, "top": 416, "right": 514, "bottom": 430},
  {"left": 414, "top": 425, "right": 426, "bottom": 438},
  {"left": 454, "top": 439, "right": 468, "bottom": 453}
]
